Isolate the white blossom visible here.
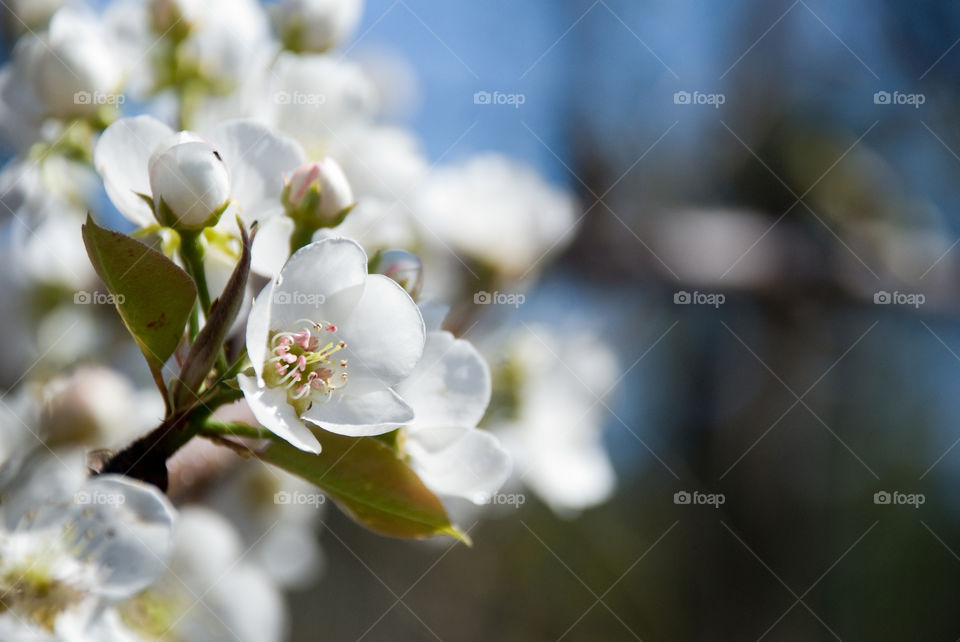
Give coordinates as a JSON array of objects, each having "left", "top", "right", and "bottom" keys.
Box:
[
  {"left": 274, "top": 0, "right": 364, "bottom": 53},
  {"left": 239, "top": 237, "right": 425, "bottom": 452},
  {"left": 0, "top": 7, "right": 123, "bottom": 125},
  {"left": 394, "top": 305, "right": 511, "bottom": 503},
  {"left": 415, "top": 153, "right": 578, "bottom": 276},
  {"left": 107, "top": 507, "right": 286, "bottom": 642},
  {"left": 490, "top": 326, "right": 619, "bottom": 514},
  {"left": 265, "top": 53, "right": 378, "bottom": 152},
  {"left": 96, "top": 115, "right": 305, "bottom": 230},
  {"left": 0, "top": 453, "right": 176, "bottom": 639}
]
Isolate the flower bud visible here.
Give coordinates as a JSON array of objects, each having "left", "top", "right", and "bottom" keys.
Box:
[
  {"left": 282, "top": 158, "right": 354, "bottom": 228},
  {"left": 25, "top": 26, "right": 122, "bottom": 119},
  {"left": 39, "top": 367, "right": 140, "bottom": 447},
  {"left": 148, "top": 140, "right": 231, "bottom": 230},
  {"left": 149, "top": 0, "right": 202, "bottom": 39},
  {"left": 276, "top": 0, "right": 364, "bottom": 53},
  {"left": 371, "top": 249, "right": 423, "bottom": 299}
]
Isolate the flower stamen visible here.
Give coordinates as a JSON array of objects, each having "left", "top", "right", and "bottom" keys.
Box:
[{"left": 266, "top": 321, "right": 348, "bottom": 413}]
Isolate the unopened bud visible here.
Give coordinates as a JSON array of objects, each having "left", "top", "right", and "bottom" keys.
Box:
[
  {"left": 371, "top": 249, "right": 423, "bottom": 299},
  {"left": 282, "top": 158, "right": 354, "bottom": 228},
  {"left": 275, "top": 0, "right": 364, "bottom": 53},
  {"left": 148, "top": 137, "right": 231, "bottom": 230},
  {"left": 149, "top": 0, "right": 202, "bottom": 39}
]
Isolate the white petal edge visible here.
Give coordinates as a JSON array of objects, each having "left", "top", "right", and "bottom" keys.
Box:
[
  {"left": 70, "top": 475, "right": 177, "bottom": 599},
  {"left": 407, "top": 426, "right": 511, "bottom": 504},
  {"left": 206, "top": 119, "right": 306, "bottom": 224},
  {"left": 246, "top": 281, "right": 275, "bottom": 382},
  {"left": 302, "top": 388, "right": 414, "bottom": 437},
  {"left": 334, "top": 274, "right": 426, "bottom": 394},
  {"left": 250, "top": 213, "right": 293, "bottom": 277},
  {"left": 270, "top": 237, "right": 368, "bottom": 330},
  {"left": 94, "top": 115, "right": 173, "bottom": 226},
  {"left": 238, "top": 373, "right": 322, "bottom": 453},
  {"left": 396, "top": 330, "right": 490, "bottom": 430}
]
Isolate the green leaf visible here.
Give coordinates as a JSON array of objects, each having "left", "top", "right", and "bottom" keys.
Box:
[
  {"left": 82, "top": 214, "right": 197, "bottom": 394},
  {"left": 256, "top": 430, "right": 469, "bottom": 543}
]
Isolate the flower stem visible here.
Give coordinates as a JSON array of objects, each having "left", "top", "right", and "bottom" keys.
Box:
[
  {"left": 179, "top": 230, "right": 212, "bottom": 316},
  {"left": 97, "top": 382, "right": 247, "bottom": 490},
  {"left": 289, "top": 220, "right": 315, "bottom": 254},
  {"left": 199, "top": 420, "right": 275, "bottom": 440}
]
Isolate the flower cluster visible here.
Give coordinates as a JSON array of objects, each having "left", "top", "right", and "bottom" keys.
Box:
[{"left": 0, "top": 0, "right": 620, "bottom": 639}]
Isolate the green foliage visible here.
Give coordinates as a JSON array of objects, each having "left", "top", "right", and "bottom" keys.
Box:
[
  {"left": 257, "top": 429, "right": 469, "bottom": 543},
  {"left": 82, "top": 215, "right": 196, "bottom": 397}
]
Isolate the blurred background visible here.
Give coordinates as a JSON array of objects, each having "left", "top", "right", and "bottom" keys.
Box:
[
  {"left": 6, "top": 0, "right": 960, "bottom": 639},
  {"left": 286, "top": 1, "right": 960, "bottom": 640}
]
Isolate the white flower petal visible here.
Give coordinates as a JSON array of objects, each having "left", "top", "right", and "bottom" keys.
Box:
[
  {"left": 238, "top": 373, "right": 322, "bottom": 453},
  {"left": 206, "top": 119, "right": 306, "bottom": 224},
  {"left": 169, "top": 507, "right": 243, "bottom": 580},
  {"left": 247, "top": 282, "right": 275, "bottom": 382},
  {"left": 407, "top": 426, "right": 511, "bottom": 504},
  {"left": 335, "top": 274, "right": 425, "bottom": 393},
  {"left": 0, "top": 451, "right": 86, "bottom": 530},
  {"left": 268, "top": 54, "right": 378, "bottom": 145},
  {"left": 516, "top": 430, "right": 616, "bottom": 514},
  {"left": 270, "top": 237, "right": 367, "bottom": 329},
  {"left": 94, "top": 115, "right": 174, "bottom": 226},
  {"left": 302, "top": 388, "right": 413, "bottom": 437},
  {"left": 396, "top": 330, "right": 490, "bottom": 430},
  {"left": 210, "top": 563, "right": 287, "bottom": 642},
  {"left": 250, "top": 212, "right": 293, "bottom": 277},
  {"left": 68, "top": 475, "right": 177, "bottom": 599}
]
